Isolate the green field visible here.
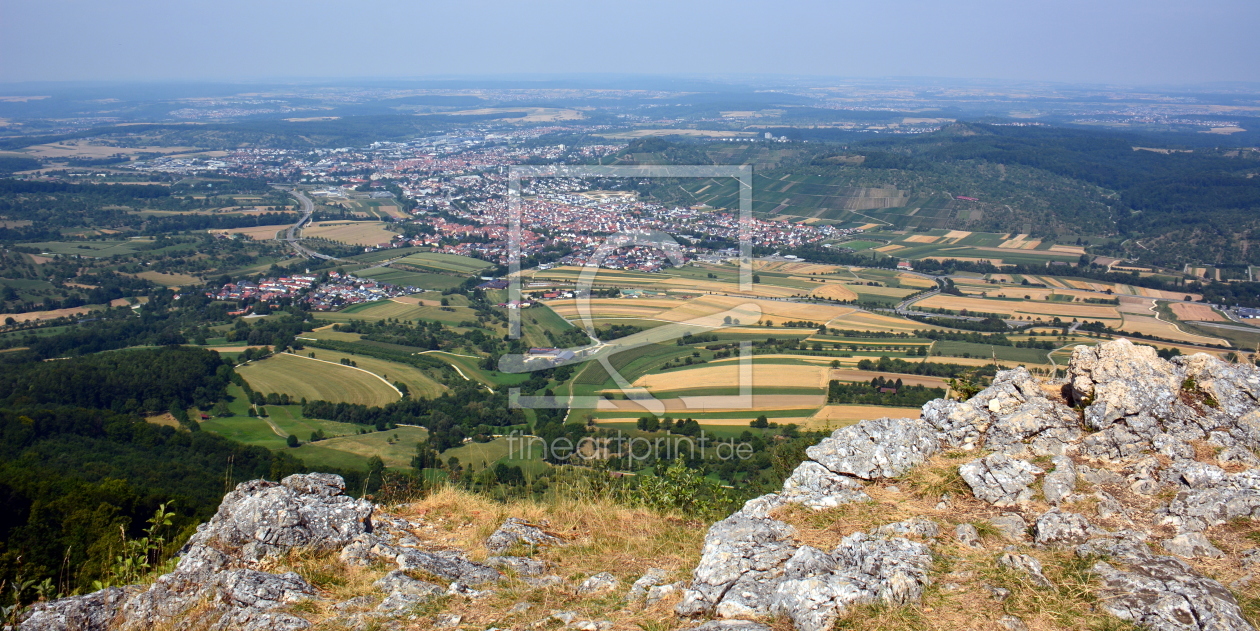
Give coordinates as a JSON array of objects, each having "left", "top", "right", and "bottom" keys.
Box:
[
  {"left": 26, "top": 240, "right": 147, "bottom": 257},
  {"left": 395, "top": 252, "right": 493, "bottom": 274},
  {"left": 236, "top": 352, "right": 401, "bottom": 406},
  {"left": 296, "top": 346, "right": 447, "bottom": 398},
  {"left": 357, "top": 268, "right": 466, "bottom": 290},
  {"left": 318, "top": 299, "right": 479, "bottom": 325},
  {"left": 293, "top": 426, "right": 430, "bottom": 471},
  {"left": 931, "top": 340, "right": 1052, "bottom": 364}
]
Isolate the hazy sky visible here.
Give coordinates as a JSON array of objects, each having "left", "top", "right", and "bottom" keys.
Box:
[{"left": 1, "top": 0, "right": 1257, "bottom": 86}]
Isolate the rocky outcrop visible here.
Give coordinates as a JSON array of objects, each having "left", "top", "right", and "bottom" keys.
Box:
[
  {"left": 484, "top": 517, "right": 564, "bottom": 554},
  {"left": 677, "top": 340, "right": 1260, "bottom": 631},
  {"left": 806, "top": 416, "right": 939, "bottom": 479}
]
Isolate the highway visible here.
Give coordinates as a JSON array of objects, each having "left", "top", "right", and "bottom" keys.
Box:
[{"left": 273, "top": 186, "right": 344, "bottom": 261}]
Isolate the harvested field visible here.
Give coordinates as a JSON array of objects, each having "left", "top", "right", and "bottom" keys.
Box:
[
  {"left": 751, "top": 260, "right": 842, "bottom": 274},
  {"left": 633, "top": 363, "right": 828, "bottom": 391},
  {"left": 388, "top": 295, "right": 442, "bottom": 306},
  {"left": 903, "top": 235, "right": 940, "bottom": 243},
  {"left": 1117, "top": 296, "right": 1157, "bottom": 314},
  {"left": 1119, "top": 314, "right": 1227, "bottom": 346},
  {"left": 942, "top": 230, "right": 972, "bottom": 242},
  {"left": 896, "top": 274, "right": 937, "bottom": 288},
  {"left": 655, "top": 295, "right": 855, "bottom": 326},
  {"left": 595, "top": 394, "right": 825, "bottom": 413},
  {"left": 1170, "top": 302, "right": 1226, "bottom": 322},
  {"left": 809, "top": 284, "right": 859, "bottom": 301},
  {"left": 873, "top": 244, "right": 904, "bottom": 252},
  {"left": 998, "top": 234, "right": 1031, "bottom": 249},
  {"left": 303, "top": 221, "right": 399, "bottom": 246},
  {"left": 130, "top": 270, "right": 200, "bottom": 286},
  {"left": 236, "top": 353, "right": 400, "bottom": 407},
  {"left": 917, "top": 294, "right": 1122, "bottom": 321},
  {"left": 0, "top": 305, "right": 91, "bottom": 323},
  {"left": 210, "top": 225, "right": 284, "bottom": 241},
  {"left": 1049, "top": 244, "right": 1087, "bottom": 255},
  {"left": 809, "top": 404, "right": 922, "bottom": 423},
  {"left": 921, "top": 256, "right": 1003, "bottom": 265},
  {"left": 548, "top": 298, "right": 679, "bottom": 320},
  {"left": 1135, "top": 286, "right": 1199, "bottom": 300},
  {"left": 828, "top": 310, "right": 933, "bottom": 332}
]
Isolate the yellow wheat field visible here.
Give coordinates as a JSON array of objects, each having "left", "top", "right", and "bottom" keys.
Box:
[
  {"left": 917, "top": 294, "right": 1122, "bottom": 320},
  {"left": 1170, "top": 302, "right": 1226, "bottom": 322},
  {"left": 633, "top": 363, "right": 829, "bottom": 391},
  {"left": 810, "top": 284, "right": 860, "bottom": 301},
  {"left": 903, "top": 235, "right": 940, "bottom": 243},
  {"left": 1119, "top": 314, "right": 1227, "bottom": 345},
  {"left": 896, "top": 274, "right": 938, "bottom": 288},
  {"left": 874, "top": 244, "right": 905, "bottom": 252},
  {"left": 302, "top": 221, "right": 399, "bottom": 246},
  {"left": 656, "top": 295, "right": 856, "bottom": 325}
]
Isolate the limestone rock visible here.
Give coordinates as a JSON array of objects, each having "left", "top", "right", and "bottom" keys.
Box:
[
  {"left": 769, "top": 533, "right": 933, "bottom": 631},
  {"left": 484, "top": 517, "right": 564, "bottom": 554},
  {"left": 1033, "top": 509, "right": 1100, "bottom": 546},
  {"left": 870, "top": 516, "right": 939, "bottom": 539},
  {"left": 395, "top": 549, "right": 501, "bottom": 584},
  {"left": 685, "top": 621, "right": 773, "bottom": 631},
  {"left": 576, "top": 572, "right": 619, "bottom": 595},
  {"left": 486, "top": 555, "right": 548, "bottom": 577},
  {"left": 183, "top": 473, "right": 374, "bottom": 562},
  {"left": 675, "top": 513, "right": 798, "bottom": 618},
  {"left": 955, "top": 523, "right": 982, "bottom": 548},
  {"left": 625, "top": 568, "right": 669, "bottom": 602},
  {"left": 779, "top": 461, "right": 871, "bottom": 509},
  {"left": 1162, "top": 532, "right": 1224, "bottom": 559},
  {"left": 1086, "top": 536, "right": 1252, "bottom": 631},
  {"left": 373, "top": 570, "right": 444, "bottom": 597},
  {"left": 19, "top": 586, "right": 134, "bottom": 631},
  {"left": 805, "top": 417, "right": 940, "bottom": 480},
  {"left": 959, "top": 453, "right": 1043, "bottom": 506},
  {"left": 1041, "top": 456, "right": 1077, "bottom": 505},
  {"left": 998, "top": 553, "right": 1052, "bottom": 588},
  {"left": 988, "top": 513, "right": 1029, "bottom": 541}
]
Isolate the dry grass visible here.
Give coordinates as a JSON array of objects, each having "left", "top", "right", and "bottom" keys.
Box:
[{"left": 252, "top": 485, "right": 707, "bottom": 630}]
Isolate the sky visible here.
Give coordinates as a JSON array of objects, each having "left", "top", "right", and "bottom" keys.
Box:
[{"left": 1, "top": 0, "right": 1258, "bottom": 86}]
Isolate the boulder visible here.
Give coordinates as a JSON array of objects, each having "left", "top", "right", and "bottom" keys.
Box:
[
  {"left": 484, "top": 517, "right": 563, "bottom": 554},
  {"left": 805, "top": 417, "right": 940, "bottom": 480},
  {"left": 395, "top": 549, "right": 501, "bottom": 585},
  {"left": 779, "top": 461, "right": 871, "bottom": 509},
  {"left": 1041, "top": 456, "right": 1077, "bottom": 505},
  {"left": 19, "top": 587, "right": 134, "bottom": 631},
  {"left": 576, "top": 572, "right": 619, "bottom": 595},
  {"left": 1033, "top": 509, "right": 1100, "bottom": 546},
  {"left": 959, "top": 453, "right": 1043, "bottom": 506},
  {"left": 998, "top": 553, "right": 1052, "bottom": 588},
  {"left": 676, "top": 514, "right": 798, "bottom": 618}
]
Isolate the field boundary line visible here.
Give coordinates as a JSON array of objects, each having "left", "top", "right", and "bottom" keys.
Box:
[
  {"left": 1147, "top": 300, "right": 1228, "bottom": 347},
  {"left": 417, "top": 350, "right": 481, "bottom": 359},
  {"left": 283, "top": 352, "right": 404, "bottom": 397}
]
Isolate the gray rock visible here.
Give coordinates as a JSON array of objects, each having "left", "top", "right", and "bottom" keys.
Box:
[
  {"left": 1033, "top": 509, "right": 1100, "bottom": 546},
  {"left": 1219, "top": 446, "right": 1260, "bottom": 467},
  {"left": 769, "top": 533, "right": 933, "bottom": 631},
  {"left": 675, "top": 513, "right": 798, "bottom": 618},
  {"left": 485, "top": 555, "right": 548, "bottom": 577},
  {"left": 550, "top": 610, "right": 577, "bottom": 624},
  {"left": 986, "top": 584, "right": 1011, "bottom": 601},
  {"left": 998, "top": 615, "right": 1030, "bottom": 631},
  {"left": 1162, "top": 532, "right": 1224, "bottom": 559},
  {"left": 625, "top": 567, "right": 668, "bottom": 602},
  {"left": 507, "top": 601, "right": 531, "bottom": 614},
  {"left": 484, "top": 517, "right": 563, "bottom": 554},
  {"left": 183, "top": 473, "right": 374, "bottom": 561},
  {"left": 433, "top": 613, "right": 463, "bottom": 628},
  {"left": 988, "top": 513, "right": 1028, "bottom": 541},
  {"left": 523, "top": 574, "right": 565, "bottom": 588},
  {"left": 779, "top": 461, "right": 871, "bottom": 509},
  {"left": 1041, "top": 456, "right": 1077, "bottom": 505},
  {"left": 998, "top": 552, "right": 1052, "bottom": 588},
  {"left": 1092, "top": 553, "right": 1251, "bottom": 631},
  {"left": 1242, "top": 548, "right": 1260, "bottom": 567},
  {"left": 870, "top": 516, "right": 939, "bottom": 539},
  {"left": 646, "top": 582, "right": 683, "bottom": 606},
  {"left": 684, "top": 621, "right": 773, "bottom": 631},
  {"left": 215, "top": 570, "right": 314, "bottom": 611},
  {"left": 955, "top": 523, "right": 981, "bottom": 548},
  {"left": 332, "top": 595, "right": 376, "bottom": 611},
  {"left": 373, "top": 570, "right": 444, "bottom": 597},
  {"left": 395, "top": 549, "right": 501, "bottom": 584},
  {"left": 19, "top": 586, "right": 134, "bottom": 631},
  {"left": 571, "top": 620, "right": 613, "bottom": 631},
  {"left": 806, "top": 417, "right": 940, "bottom": 480},
  {"left": 211, "top": 609, "right": 310, "bottom": 631},
  {"left": 576, "top": 571, "right": 619, "bottom": 595},
  {"left": 959, "top": 453, "right": 1043, "bottom": 506},
  {"left": 376, "top": 591, "right": 430, "bottom": 613}
]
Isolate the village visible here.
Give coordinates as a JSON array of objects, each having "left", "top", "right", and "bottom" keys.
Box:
[{"left": 205, "top": 271, "right": 418, "bottom": 311}]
